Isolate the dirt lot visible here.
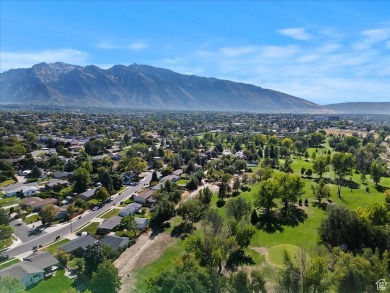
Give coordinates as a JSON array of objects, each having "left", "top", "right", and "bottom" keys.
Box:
[{"left": 114, "top": 230, "right": 177, "bottom": 293}]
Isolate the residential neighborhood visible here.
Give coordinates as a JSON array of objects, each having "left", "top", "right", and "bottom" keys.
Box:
[{"left": 0, "top": 110, "right": 389, "bottom": 293}]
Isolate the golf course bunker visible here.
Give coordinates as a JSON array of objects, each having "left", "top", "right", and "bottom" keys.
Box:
[{"left": 266, "top": 244, "right": 309, "bottom": 268}]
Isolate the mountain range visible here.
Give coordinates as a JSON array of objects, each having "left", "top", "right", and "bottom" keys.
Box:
[{"left": 1, "top": 62, "right": 389, "bottom": 114}]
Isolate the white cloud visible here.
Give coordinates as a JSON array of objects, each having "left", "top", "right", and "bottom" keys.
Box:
[
  {"left": 220, "top": 46, "right": 257, "bottom": 57},
  {"left": 352, "top": 28, "right": 390, "bottom": 50},
  {"left": 161, "top": 58, "right": 187, "bottom": 65},
  {"left": 126, "top": 41, "right": 148, "bottom": 51},
  {"left": 0, "top": 49, "right": 89, "bottom": 72},
  {"left": 277, "top": 28, "right": 312, "bottom": 40},
  {"left": 96, "top": 42, "right": 119, "bottom": 49},
  {"left": 297, "top": 55, "right": 319, "bottom": 63},
  {"left": 261, "top": 45, "right": 297, "bottom": 58},
  {"left": 318, "top": 43, "right": 341, "bottom": 53},
  {"left": 195, "top": 50, "right": 213, "bottom": 57},
  {"left": 96, "top": 40, "right": 148, "bottom": 51}
]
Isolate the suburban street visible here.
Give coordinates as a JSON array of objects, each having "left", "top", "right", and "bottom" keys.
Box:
[{"left": 1, "top": 173, "right": 152, "bottom": 259}]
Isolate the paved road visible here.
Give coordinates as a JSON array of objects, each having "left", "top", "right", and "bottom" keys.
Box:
[{"left": 1, "top": 173, "right": 152, "bottom": 258}]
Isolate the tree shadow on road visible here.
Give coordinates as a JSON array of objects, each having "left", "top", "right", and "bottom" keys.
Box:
[{"left": 28, "top": 227, "right": 44, "bottom": 236}]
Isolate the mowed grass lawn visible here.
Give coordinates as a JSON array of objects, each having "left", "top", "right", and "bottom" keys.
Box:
[
  {"left": 25, "top": 214, "right": 40, "bottom": 224},
  {"left": 27, "top": 269, "right": 73, "bottom": 293},
  {"left": 43, "top": 238, "right": 70, "bottom": 254},
  {"left": 78, "top": 222, "right": 100, "bottom": 236},
  {"left": 0, "top": 258, "right": 20, "bottom": 270},
  {"left": 99, "top": 208, "right": 120, "bottom": 219}
]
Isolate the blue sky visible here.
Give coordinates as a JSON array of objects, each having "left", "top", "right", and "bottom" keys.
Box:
[{"left": 1, "top": 1, "right": 389, "bottom": 104}]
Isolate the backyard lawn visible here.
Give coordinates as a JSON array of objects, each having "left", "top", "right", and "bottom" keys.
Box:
[{"left": 27, "top": 270, "right": 73, "bottom": 293}]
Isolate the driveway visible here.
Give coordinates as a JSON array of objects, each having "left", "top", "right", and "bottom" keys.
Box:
[{"left": 10, "top": 219, "right": 46, "bottom": 243}]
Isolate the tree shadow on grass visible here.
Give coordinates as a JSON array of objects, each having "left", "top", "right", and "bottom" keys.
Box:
[
  {"left": 241, "top": 186, "right": 251, "bottom": 192},
  {"left": 279, "top": 206, "right": 308, "bottom": 227},
  {"left": 217, "top": 200, "right": 225, "bottom": 208},
  {"left": 312, "top": 201, "right": 328, "bottom": 210},
  {"left": 226, "top": 249, "right": 255, "bottom": 271},
  {"left": 232, "top": 191, "right": 240, "bottom": 197},
  {"left": 171, "top": 222, "right": 195, "bottom": 239},
  {"left": 344, "top": 180, "right": 360, "bottom": 190},
  {"left": 375, "top": 184, "right": 389, "bottom": 193},
  {"left": 256, "top": 213, "right": 284, "bottom": 234}
]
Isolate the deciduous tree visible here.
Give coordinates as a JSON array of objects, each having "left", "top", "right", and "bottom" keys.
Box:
[
  {"left": 331, "top": 152, "right": 354, "bottom": 198},
  {"left": 89, "top": 260, "right": 121, "bottom": 293},
  {"left": 40, "top": 204, "right": 59, "bottom": 225}
]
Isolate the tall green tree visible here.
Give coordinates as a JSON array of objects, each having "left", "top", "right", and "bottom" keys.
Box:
[
  {"left": 84, "top": 242, "right": 106, "bottom": 277},
  {"left": 232, "top": 176, "right": 241, "bottom": 193},
  {"left": 311, "top": 179, "right": 330, "bottom": 204},
  {"left": 277, "top": 173, "right": 305, "bottom": 212},
  {"left": 146, "top": 255, "right": 216, "bottom": 293},
  {"left": 125, "top": 157, "right": 147, "bottom": 177},
  {"left": 100, "top": 171, "right": 113, "bottom": 194},
  {"left": 177, "top": 199, "right": 203, "bottom": 225},
  {"left": 370, "top": 159, "right": 387, "bottom": 186},
  {"left": 150, "top": 197, "right": 175, "bottom": 225},
  {"left": 120, "top": 214, "right": 138, "bottom": 234},
  {"left": 331, "top": 152, "right": 354, "bottom": 198},
  {"left": 73, "top": 167, "right": 91, "bottom": 193},
  {"left": 198, "top": 187, "right": 212, "bottom": 207},
  {"left": 89, "top": 260, "right": 121, "bottom": 293},
  {"left": 0, "top": 225, "right": 13, "bottom": 241},
  {"left": 226, "top": 197, "right": 252, "bottom": 223},
  {"left": 95, "top": 186, "right": 110, "bottom": 202},
  {"left": 40, "top": 204, "right": 59, "bottom": 225},
  {"left": 0, "top": 209, "right": 9, "bottom": 225},
  {"left": 312, "top": 155, "right": 330, "bottom": 178},
  {"left": 254, "top": 179, "right": 279, "bottom": 217},
  {"left": 0, "top": 276, "right": 26, "bottom": 293},
  {"left": 228, "top": 270, "right": 266, "bottom": 293}
]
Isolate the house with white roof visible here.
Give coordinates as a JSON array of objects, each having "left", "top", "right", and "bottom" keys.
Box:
[{"left": 5, "top": 186, "right": 40, "bottom": 198}]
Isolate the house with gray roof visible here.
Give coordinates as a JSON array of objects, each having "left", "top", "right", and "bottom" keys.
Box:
[
  {"left": 23, "top": 251, "right": 59, "bottom": 274},
  {"left": 119, "top": 203, "right": 142, "bottom": 217},
  {"left": 97, "top": 216, "right": 122, "bottom": 234},
  {"left": 135, "top": 217, "right": 149, "bottom": 230},
  {"left": 100, "top": 235, "right": 129, "bottom": 252},
  {"left": 0, "top": 263, "right": 44, "bottom": 287},
  {"left": 77, "top": 188, "right": 98, "bottom": 201},
  {"left": 60, "top": 234, "right": 97, "bottom": 256}
]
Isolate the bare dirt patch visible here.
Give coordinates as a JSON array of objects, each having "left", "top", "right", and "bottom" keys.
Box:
[
  {"left": 251, "top": 246, "right": 268, "bottom": 257},
  {"left": 114, "top": 231, "right": 176, "bottom": 293}
]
